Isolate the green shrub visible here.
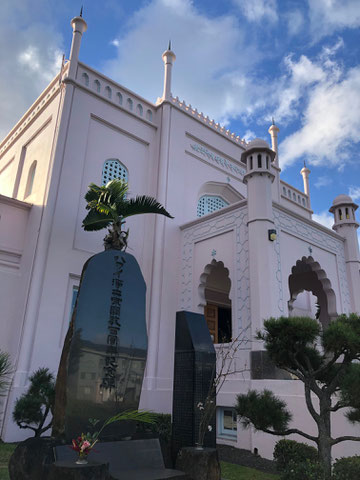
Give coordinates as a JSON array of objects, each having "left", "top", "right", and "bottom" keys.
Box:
[
  {"left": 273, "top": 439, "right": 318, "bottom": 472},
  {"left": 281, "top": 459, "right": 325, "bottom": 480},
  {"left": 333, "top": 456, "right": 360, "bottom": 479},
  {"left": 137, "top": 413, "right": 171, "bottom": 442}
]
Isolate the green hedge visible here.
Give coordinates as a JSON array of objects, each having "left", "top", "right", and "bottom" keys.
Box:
[
  {"left": 333, "top": 456, "right": 360, "bottom": 480},
  {"left": 273, "top": 439, "right": 318, "bottom": 472},
  {"left": 280, "top": 459, "right": 325, "bottom": 480}
]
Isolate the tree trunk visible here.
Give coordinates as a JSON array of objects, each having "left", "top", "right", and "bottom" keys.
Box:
[{"left": 318, "top": 395, "right": 332, "bottom": 480}]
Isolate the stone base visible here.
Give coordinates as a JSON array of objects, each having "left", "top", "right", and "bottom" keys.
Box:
[
  {"left": 47, "top": 460, "right": 111, "bottom": 480},
  {"left": 175, "top": 447, "right": 221, "bottom": 480},
  {"left": 8, "top": 436, "right": 57, "bottom": 480}
]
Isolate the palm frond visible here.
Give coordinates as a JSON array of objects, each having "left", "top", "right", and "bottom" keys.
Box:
[
  {"left": 120, "top": 195, "right": 173, "bottom": 219},
  {"left": 82, "top": 209, "right": 113, "bottom": 231},
  {"left": 84, "top": 183, "right": 106, "bottom": 204},
  {"left": 93, "top": 202, "right": 117, "bottom": 218},
  {"left": 99, "top": 410, "right": 156, "bottom": 435},
  {"left": 105, "top": 179, "right": 129, "bottom": 198}
]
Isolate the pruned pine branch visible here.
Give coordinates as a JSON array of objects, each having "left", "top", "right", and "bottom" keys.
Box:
[
  {"left": 331, "top": 435, "right": 360, "bottom": 446},
  {"left": 261, "top": 427, "right": 317, "bottom": 443}
]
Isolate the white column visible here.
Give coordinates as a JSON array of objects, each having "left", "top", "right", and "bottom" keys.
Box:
[
  {"left": 68, "top": 16, "right": 87, "bottom": 80},
  {"left": 301, "top": 163, "right": 311, "bottom": 209},
  {"left": 161, "top": 48, "right": 176, "bottom": 101}
]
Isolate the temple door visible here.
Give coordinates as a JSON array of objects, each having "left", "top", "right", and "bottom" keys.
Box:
[{"left": 204, "top": 304, "right": 218, "bottom": 343}]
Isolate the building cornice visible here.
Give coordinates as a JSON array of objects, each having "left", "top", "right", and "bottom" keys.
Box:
[
  {"left": 0, "top": 67, "right": 65, "bottom": 157},
  {"left": 273, "top": 201, "right": 343, "bottom": 241},
  {"left": 0, "top": 194, "right": 32, "bottom": 210},
  {"left": 180, "top": 199, "right": 247, "bottom": 230}
]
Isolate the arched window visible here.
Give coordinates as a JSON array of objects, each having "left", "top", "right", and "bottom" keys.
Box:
[
  {"left": 197, "top": 195, "right": 229, "bottom": 217},
  {"left": 345, "top": 207, "right": 350, "bottom": 219},
  {"left": 24, "top": 161, "right": 37, "bottom": 198},
  {"left": 283, "top": 187, "right": 287, "bottom": 196},
  {"left": 136, "top": 104, "right": 143, "bottom": 116},
  {"left": 81, "top": 73, "right": 89, "bottom": 86},
  {"left": 94, "top": 79, "right": 101, "bottom": 93},
  {"left": 266, "top": 156, "right": 269, "bottom": 169},
  {"left": 127, "top": 98, "right": 133, "bottom": 111},
  {"left": 105, "top": 86, "right": 112, "bottom": 99},
  {"left": 117, "top": 92, "right": 123, "bottom": 105},
  {"left": 249, "top": 156, "right": 253, "bottom": 170},
  {"left": 102, "top": 159, "right": 128, "bottom": 186},
  {"left": 257, "top": 154, "right": 262, "bottom": 168},
  {"left": 146, "top": 109, "right": 153, "bottom": 121},
  {"left": 339, "top": 209, "right": 343, "bottom": 221}
]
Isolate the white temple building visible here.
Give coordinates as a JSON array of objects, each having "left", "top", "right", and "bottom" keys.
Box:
[{"left": 0, "top": 14, "right": 360, "bottom": 459}]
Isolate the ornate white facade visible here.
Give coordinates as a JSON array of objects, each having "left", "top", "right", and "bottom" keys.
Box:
[{"left": 0, "top": 15, "right": 359, "bottom": 459}]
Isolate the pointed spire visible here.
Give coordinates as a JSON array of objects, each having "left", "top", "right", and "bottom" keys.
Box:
[
  {"left": 80, "top": 5, "right": 83, "bottom": 17},
  {"left": 304, "top": 160, "right": 306, "bottom": 168},
  {"left": 168, "top": 40, "right": 172, "bottom": 51},
  {"left": 272, "top": 116, "right": 275, "bottom": 125}
]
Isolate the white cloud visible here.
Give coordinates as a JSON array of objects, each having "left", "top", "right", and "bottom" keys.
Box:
[
  {"left": 110, "top": 39, "right": 120, "bottom": 48},
  {"left": 274, "top": 54, "right": 326, "bottom": 123},
  {"left": 349, "top": 186, "right": 360, "bottom": 201},
  {"left": 104, "top": 0, "right": 265, "bottom": 128},
  {"left": 313, "top": 211, "right": 334, "bottom": 229},
  {"left": 233, "top": 0, "right": 278, "bottom": 23},
  {"left": 243, "top": 130, "right": 256, "bottom": 142},
  {"left": 0, "top": 1, "right": 63, "bottom": 140},
  {"left": 314, "top": 176, "right": 333, "bottom": 188},
  {"left": 279, "top": 65, "right": 360, "bottom": 169},
  {"left": 285, "top": 9, "right": 304, "bottom": 36},
  {"left": 308, "top": 0, "right": 360, "bottom": 39}
]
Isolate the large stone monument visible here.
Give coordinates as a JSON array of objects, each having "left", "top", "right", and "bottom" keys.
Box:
[
  {"left": 53, "top": 250, "right": 147, "bottom": 441},
  {"left": 172, "top": 311, "right": 216, "bottom": 458}
]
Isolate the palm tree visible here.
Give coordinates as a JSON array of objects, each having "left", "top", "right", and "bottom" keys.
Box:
[{"left": 82, "top": 179, "right": 173, "bottom": 250}]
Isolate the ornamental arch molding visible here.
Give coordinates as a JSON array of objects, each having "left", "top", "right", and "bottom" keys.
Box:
[
  {"left": 288, "top": 256, "right": 337, "bottom": 328},
  {"left": 198, "top": 259, "right": 231, "bottom": 308}
]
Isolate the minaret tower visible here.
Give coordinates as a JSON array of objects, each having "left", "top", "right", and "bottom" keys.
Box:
[
  {"left": 268, "top": 119, "right": 281, "bottom": 202},
  {"left": 301, "top": 161, "right": 311, "bottom": 209},
  {"left": 160, "top": 41, "right": 176, "bottom": 102},
  {"left": 268, "top": 119, "right": 280, "bottom": 168},
  {"left": 330, "top": 195, "right": 360, "bottom": 313},
  {"left": 68, "top": 9, "right": 87, "bottom": 80},
  {"left": 242, "top": 139, "right": 278, "bottom": 335}
]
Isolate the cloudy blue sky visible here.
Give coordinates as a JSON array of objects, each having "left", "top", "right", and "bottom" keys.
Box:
[{"left": 1, "top": 0, "right": 360, "bottom": 231}]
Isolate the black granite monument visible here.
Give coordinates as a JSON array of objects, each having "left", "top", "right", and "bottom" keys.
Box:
[
  {"left": 172, "top": 311, "right": 216, "bottom": 458},
  {"left": 54, "top": 250, "right": 147, "bottom": 441}
]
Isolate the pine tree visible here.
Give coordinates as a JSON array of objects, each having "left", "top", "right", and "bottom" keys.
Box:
[{"left": 235, "top": 314, "right": 360, "bottom": 479}]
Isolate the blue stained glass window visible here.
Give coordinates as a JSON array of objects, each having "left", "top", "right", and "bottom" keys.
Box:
[
  {"left": 197, "top": 195, "right": 229, "bottom": 217},
  {"left": 102, "top": 159, "right": 128, "bottom": 186}
]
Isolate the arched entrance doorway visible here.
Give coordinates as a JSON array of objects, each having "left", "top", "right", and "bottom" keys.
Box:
[
  {"left": 288, "top": 256, "right": 337, "bottom": 328},
  {"left": 199, "top": 260, "right": 232, "bottom": 343}
]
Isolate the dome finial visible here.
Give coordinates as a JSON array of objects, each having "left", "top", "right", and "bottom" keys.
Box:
[
  {"left": 272, "top": 116, "right": 275, "bottom": 125},
  {"left": 168, "top": 40, "right": 172, "bottom": 51},
  {"left": 80, "top": 5, "right": 83, "bottom": 17}
]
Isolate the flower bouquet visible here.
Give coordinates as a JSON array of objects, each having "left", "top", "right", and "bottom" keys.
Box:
[
  {"left": 71, "top": 410, "right": 155, "bottom": 465},
  {"left": 71, "top": 432, "right": 97, "bottom": 464}
]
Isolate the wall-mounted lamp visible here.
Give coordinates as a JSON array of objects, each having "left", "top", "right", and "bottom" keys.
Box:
[{"left": 268, "top": 229, "right": 277, "bottom": 241}]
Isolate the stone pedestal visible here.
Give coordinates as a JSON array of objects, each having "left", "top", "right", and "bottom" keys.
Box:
[
  {"left": 175, "top": 447, "right": 220, "bottom": 480},
  {"left": 47, "top": 461, "right": 111, "bottom": 480}
]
